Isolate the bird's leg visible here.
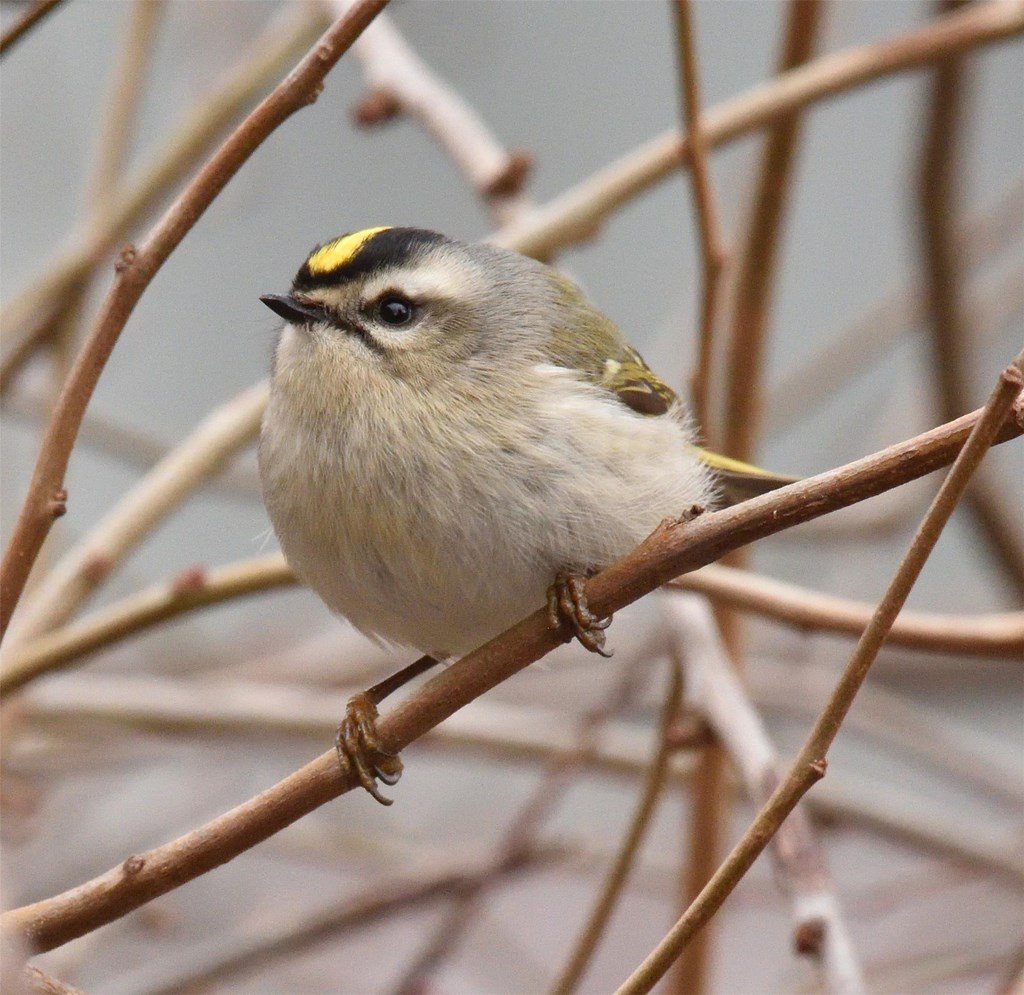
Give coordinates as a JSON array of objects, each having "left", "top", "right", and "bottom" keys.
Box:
[
  {"left": 546, "top": 571, "right": 613, "bottom": 657},
  {"left": 336, "top": 653, "right": 440, "bottom": 805}
]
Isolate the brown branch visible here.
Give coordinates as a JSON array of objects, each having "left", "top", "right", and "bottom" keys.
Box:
[
  {"left": 391, "top": 651, "right": 654, "bottom": 994},
  {"left": 2, "top": 382, "right": 268, "bottom": 649},
  {"left": 550, "top": 660, "right": 682, "bottom": 995},
  {"left": 0, "top": 0, "right": 389, "bottom": 637},
  {"left": 337, "top": 0, "right": 534, "bottom": 227},
  {"left": 671, "top": 563, "right": 1024, "bottom": 658},
  {"left": 613, "top": 353, "right": 1024, "bottom": 994},
  {"left": 0, "top": 2, "right": 327, "bottom": 388},
  {"left": 0, "top": 0, "right": 64, "bottom": 56},
  {"left": 765, "top": 178, "right": 1024, "bottom": 433},
  {"left": 672, "top": 0, "right": 728, "bottom": 435},
  {"left": 493, "top": 0, "right": 1024, "bottom": 262},
  {"left": 20, "top": 966, "right": 86, "bottom": 995},
  {"left": 3, "top": 390, "right": 1020, "bottom": 954},
  {"left": 720, "top": 0, "right": 824, "bottom": 460},
  {"left": 664, "top": 595, "right": 866, "bottom": 993},
  {"left": 918, "top": 0, "right": 1024, "bottom": 600},
  {"left": 0, "top": 554, "right": 295, "bottom": 695}
]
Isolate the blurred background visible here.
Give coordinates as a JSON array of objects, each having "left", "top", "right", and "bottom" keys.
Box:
[{"left": 1, "top": 1, "right": 1022, "bottom": 992}]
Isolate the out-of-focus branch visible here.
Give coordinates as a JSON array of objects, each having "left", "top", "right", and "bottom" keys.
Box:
[
  {"left": 0, "top": 0, "right": 64, "bottom": 56},
  {"left": 5, "top": 391, "right": 1020, "bottom": 954},
  {"left": 614, "top": 354, "right": 1023, "bottom": 994},
  {"left": 664, "top": 595, "right": 866, "bottom": 994},
  {"left": 918, "top": 0, "right": 1024, "bottom": 600},
  {"left": 551, "top": 660, "right": 682, "bottom": 995},
  {"left": 720, "top": 0, "right": 823, "bottom": 461},
  {"left": 19, "top": 966, "right": 86, "bottom": 995},
  {"left": 671, "top": 563, "right": 1024, "bottom": 658},
  {"left": 2, "top": 382, "right": 268, "bottom": 650},
  {"left": 0, "top": 0, "right": 387, "bottom": 637},
  {"left": 495, "top": 2, "right": 1024, "bottom": 262},
  {"left": 391, "top": 649, "right": 656, "bottom": 994},
  {"left": 3, "top": 389, "right": 264, "bottom": 496},
  {"left": 766, "top": 179, "right": 1024, "bottom": 433},
  {"left": 331, "top": 0, "right": 534, "bottom": 227},
  {"left": 672, "top": 0, "right": 728, "bottom": 434},
  {"left": 0, "top": 552, "right": 293, "bottom": 695},
  {"left": 0, "top": 1, "right": 327, "bottom": 389}
]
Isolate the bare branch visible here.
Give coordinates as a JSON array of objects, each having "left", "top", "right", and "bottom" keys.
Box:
[
  {"left": 2, "top": 382, "right": 268, "bottom": 649},
  {"left": 665, "top": 595, "right": 866, "bottom": 994},
  {"left": 671, "top": 0, "right": 728, "bottom": 433},
  {"left": 0, "top": 0, "right": 64, "bottom": 56},
  {"left": 0, "top": 0, "right": 390, "bottom": 637},
  {"left": 613, "top": 353, "right": 1023, "bottom": 994},
  {"left": 551, "top": 660, "right": 682, "bottom": 995},
  {"left": 671, "top": 563, "right": 1024, "bottom": 658},
  {"left": 4, "top": 391, "right": 1020, "bottom": 953},
  {"left": 335, "top": 0, "right": 534, "bottom": 226}
]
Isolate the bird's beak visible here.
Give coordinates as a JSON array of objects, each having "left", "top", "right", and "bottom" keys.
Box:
[{"left": 260, "top": 293, "right": 327, "bottom": 325}]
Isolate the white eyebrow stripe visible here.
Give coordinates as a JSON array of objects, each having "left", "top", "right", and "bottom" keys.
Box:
[{"left": 361, "top": 257, "right": 478, "bottom": 302}]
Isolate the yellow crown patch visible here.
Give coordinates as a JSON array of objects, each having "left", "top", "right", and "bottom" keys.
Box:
[{"left": 305, "top": 226, "right": 391, "bottom": 276}]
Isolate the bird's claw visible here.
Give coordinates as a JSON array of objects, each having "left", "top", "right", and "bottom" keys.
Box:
[
  {"left": 547, "top": 572, "right": 613, "bottom": 657},
  {"left": 335, "top": 691, "right": 404, "bottom": 806}
]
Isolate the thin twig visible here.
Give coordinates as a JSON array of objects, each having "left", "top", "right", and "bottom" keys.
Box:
[
  {"left": 494, "top": 2, "right": 1024, "bottom": 259},
  {"left": 2, "top": 382, "right": 269, "bottom": 650},
  {"left": 4, "top": 392, "right": 1019, "bottom": 954},
  {"left": 0, "top": 0, "right": 64, "bottom": 56},
  {"left": 671, "top": 563, "right": 1024, "bottom": 658},
  {"left": 335, "top": 0, "right": 534, "bottom": 227},
  {"left": 0, "top": 1, "right": 327, "bottom": 388},
  {"left": 613, "top": 352, "right": 1024, "bottom": 994},
  {"left": 765, "top": 178, "right": 1024, "bottom": 433},
  {"left": 0, "top": 0, "right": 389, "bottom": 637},
  {"left": 918, "top": 0, "right": 1024, "bottom": 599},
  {"left": 0, "top": 553, "right": 294, "bottom": 695},
  {"left": 550, "top": 659, "right": 683, "bottom": 995},
  {"left": 391, "top": 649, "right": 655, "bottom": 994},
  {"left": 672, "top": 0, "right": 728, "bottom": 434},
  {"left": 3, "top": 389, "right": 264, "bottom": 496},
  {"left": 665, "top": 595, "right": 866, "bottom": 994}
]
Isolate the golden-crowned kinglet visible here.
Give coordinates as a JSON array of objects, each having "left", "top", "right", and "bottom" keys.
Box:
[{"left": 259, "top": 226, "right": 789, "bottom": 802}]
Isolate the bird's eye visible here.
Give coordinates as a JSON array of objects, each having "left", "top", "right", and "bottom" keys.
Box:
[{"left": 376, "top": 295, "right": 414, "bottom": 326}]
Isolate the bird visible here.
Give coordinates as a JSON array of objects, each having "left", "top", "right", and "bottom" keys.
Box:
[{"left": 258, "top": 226, "right": 791, "bottom": 803}]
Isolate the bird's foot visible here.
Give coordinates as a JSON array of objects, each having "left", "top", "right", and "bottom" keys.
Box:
[
  {"left": 547, "top": 571, "right": 613, "bottom": 657},
  {"left": 335, "top": 692, "right": 404, "bottom": 806}
]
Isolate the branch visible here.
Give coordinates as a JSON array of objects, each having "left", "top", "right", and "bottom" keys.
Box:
[
  {"left": 551, "top": 660, "right": 682, "bottom": 995},
  {"left": 0, "top": 1, "right": 327, "bottom": 387},
  {"left": 672, "top": 0, "right": 728, "bottom": 433},
  {"left": 4, "top": 388, "right": 1020, "bottom": 953},
  {"left": 0, "top": 553, "right": 293, "bottom": 695},
  {"left": 918, "top": 0, "right": 1024, "bottom": 599},
  {"left": 336, "top": 0, "right": 534, "bottom": 227},
  {"left": 671, "top": 563, "right": 1024, "bottom": 658},
  {"left": 613, "top": 353, "right": 1023, "bottom": 993},
  {"left": 664, "top": 595, "right": 866, "bottom": 994},
  {"left": 0, "top": 0, "right": 64, "bottom": 56},
  {"left": 0, "top": 0, "right": 389, "bottom": 637},
  {"left": 2, "top": 382, "right": 268, "bottom": 650},
  {"left": 493, "top": 1, "right": 1024, "bottom": 261}
]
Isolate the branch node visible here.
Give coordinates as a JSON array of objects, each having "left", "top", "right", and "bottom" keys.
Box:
[
  {"left": 484, "top": 150, "right": 534, "bottom": 199},
  {"left": 121, "top": 855, "right": 145, "bottom": 877},
  {"left": 47, "top": 488, "right": 68, "bottom": 520},
  {"left": 171, "top": 564, "right": 207, "bottom": 596},
  {"left": 808, "top": 757, "right": 828, "bottom": 780},
  {"left": 114, "top": 244, "right": 137, "bottom": 273},
  {"left": 81, "top": 553, "right": 113, "bottom": 585},
  {"left": 351, "top": 87, "right": 402, "bottom": 125},
  {"left": 793, "top": 917, "right": 826, "bottom": 956}
]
